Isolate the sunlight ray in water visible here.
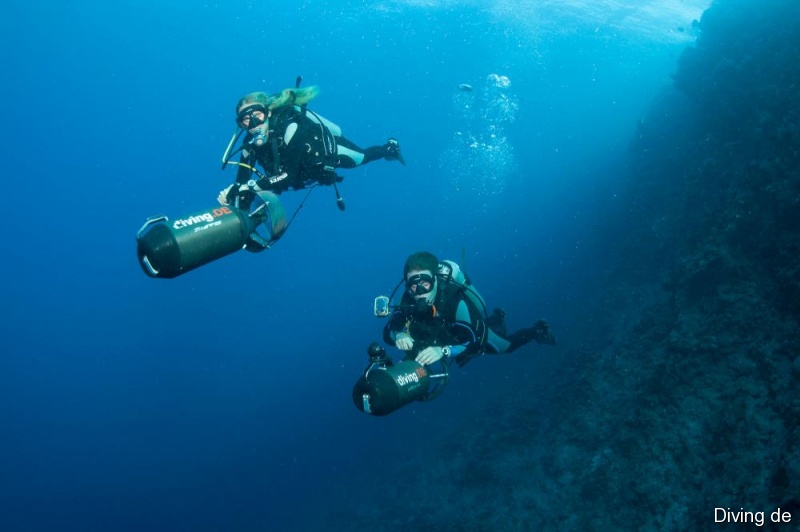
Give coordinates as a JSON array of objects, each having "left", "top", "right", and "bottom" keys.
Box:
[{"left": 374, "top": 0, "right": 709, "bottom": 43}]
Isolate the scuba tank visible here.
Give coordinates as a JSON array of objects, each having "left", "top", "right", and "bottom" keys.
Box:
[{"left": 437, "top": 259, "right": 488, "bottom": 318}]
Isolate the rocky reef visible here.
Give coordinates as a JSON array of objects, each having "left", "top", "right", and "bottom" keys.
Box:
[{"left": 331, "top": 0, "right": 800, "bottom": 529}]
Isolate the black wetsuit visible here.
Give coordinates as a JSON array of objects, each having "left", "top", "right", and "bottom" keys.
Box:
[
  {"left": 233, "top": 106, "right": 389, "bottom": 194},
  {"left": 384, "top": 279, "right": 556, "bottom": 367},
  {"left": 383, "top": 285, "right": 485, "bottom": 364}
]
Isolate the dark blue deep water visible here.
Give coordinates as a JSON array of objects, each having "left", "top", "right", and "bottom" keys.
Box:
[{"left": 3, "top": 1, "right": 799, "bottom": 530}]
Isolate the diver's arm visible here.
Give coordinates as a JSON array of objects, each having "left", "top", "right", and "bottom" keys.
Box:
[
  {"left": 415, "top": 300, "right": 477, "bottom": 365},
  {"left": 383, "top": 310, "right": 412, "bottom": 349},
  {"left": 216, "top": 149, "right": 250, "bottom": 205},
  {"left": 439, "top": 300, "right": 474, "bottom": 357},
  {"left": 218, "top": 151, "right": 256, "bottom": 205}
]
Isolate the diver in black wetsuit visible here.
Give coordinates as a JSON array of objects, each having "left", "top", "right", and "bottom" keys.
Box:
[
  {"left": 383, "top": 251, "right": 556, "bottom": 367},
  {"left": 218, "top": 86, "right": 405, "bottom": 204}
]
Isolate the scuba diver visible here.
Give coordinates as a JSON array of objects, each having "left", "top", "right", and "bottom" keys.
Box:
[
  {"left": 218, "top": 84, "right": 405, "bottom": 206},
  {"left": 353, "top": 250, "right": 556, "bottom": 415},
  {"left": 383, "top": 251, "right": 556, "bottom": 367},
  {"left": 136, "top": 82, "right": 404, "bottom": 280}
]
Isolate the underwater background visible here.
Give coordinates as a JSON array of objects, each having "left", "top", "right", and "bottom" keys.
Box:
[{"left": 2, "top": 0, "right": 799, "bottom": 530}]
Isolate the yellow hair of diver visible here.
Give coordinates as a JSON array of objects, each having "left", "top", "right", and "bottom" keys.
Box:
[{"left": 236, "top": 86, "right": 320, "bottom": 113}]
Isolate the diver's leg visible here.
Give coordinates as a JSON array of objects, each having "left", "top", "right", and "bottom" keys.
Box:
[
  {"left": 506, "top": 320, "right": 556, "bottom": 353},
  {"left": 335, "top": 137, "right": 384, "bottom": 167},
  {"left": 485, "top": 328, "right": 512, "bottom": 354},
  {"left": 336, "top": 136, "right": 405, "bottom": 168},
  {"left": 485, "top": 308, "right": 507, "bottom": 337}
]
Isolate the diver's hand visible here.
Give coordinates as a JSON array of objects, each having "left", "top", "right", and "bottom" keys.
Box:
[
  {"left": 395, "top": 332, "right": 414, "bottom": 351},
  {"left": 217, "top": 185, "right": 234, "bottom": 206},
  {"left": 218, "top": 184, "right": 251, "bottom": 206},
  {"left": 416, "top": 346, "right": 444, "bottom": 366}
]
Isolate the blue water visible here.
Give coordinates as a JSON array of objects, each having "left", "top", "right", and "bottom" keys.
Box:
[{"left": 2, "top": 1, "right": 710, "bottom": 530}]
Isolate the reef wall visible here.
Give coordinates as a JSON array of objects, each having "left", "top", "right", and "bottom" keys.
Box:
[
  {"left": 536, "top": 0, "right": 800, "bottom": 527},
  {"left": 332, "top": 0, "right": 800, "bottom": 529}
]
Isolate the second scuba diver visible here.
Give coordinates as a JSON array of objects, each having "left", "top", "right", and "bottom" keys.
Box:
[{"left": 383, "top": 251, "right": 556, "bottom": 367}]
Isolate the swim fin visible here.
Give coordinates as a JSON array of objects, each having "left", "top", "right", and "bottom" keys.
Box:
[
  {"left": 507, "top": 320, "right": 556, "bottom": 352},
  {"left": 385, "top": 138, "right": 406, "bottom": 165}
]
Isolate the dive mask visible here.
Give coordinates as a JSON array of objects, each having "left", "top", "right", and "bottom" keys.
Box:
[
  {"left": 236, "top": 104, "right": 267, "bottom": 129},
  {"left": 406, "top": 273, "right": 435, "bottom": 296}
]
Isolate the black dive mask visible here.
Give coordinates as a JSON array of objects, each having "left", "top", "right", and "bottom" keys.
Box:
[
  {"left": 236, "top": 104, "right": 267, "bottom": 129},
  {"left": 406, "top": 273, "right": 435, "bottom": 296}
]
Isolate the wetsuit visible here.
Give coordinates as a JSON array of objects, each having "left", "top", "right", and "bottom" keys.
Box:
[
  {"left": 233, "top": 106, "right": 391, "bottom": 194},
  {"left": 384, "top": 269, "right": 555, "bottom": 366}
]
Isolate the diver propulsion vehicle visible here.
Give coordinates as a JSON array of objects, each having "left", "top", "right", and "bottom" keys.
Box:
[
  {"left": 353, "top": 343, "right": 449, "bottom": 416},
  {"left": 136, "top": 191, "right": 286, "bottom": 278},
  {"left": 355, "top": 259, "right": 487, "bottom": 415}
]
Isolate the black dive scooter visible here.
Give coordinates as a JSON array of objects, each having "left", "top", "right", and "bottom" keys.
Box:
[
  {"left": 136, "top": 190, "right": 286, "bottom": 279},
  {"left": 352, "top": 342, "right": 449, "bottom": 416},
  {"left": 352, "top": 290, "right": 452, "bottom": 416},
  {"left": 352, "top": 259, "right": 498, "bottom": 416}
]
